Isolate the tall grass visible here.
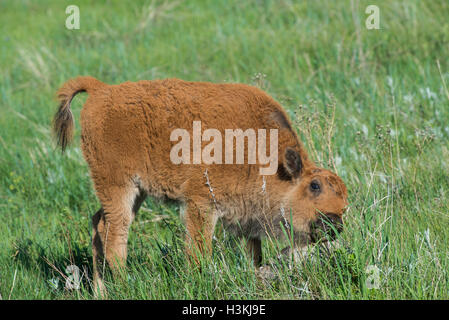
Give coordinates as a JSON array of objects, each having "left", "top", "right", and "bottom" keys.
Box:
[{"left": 0, "top": 0, "right": 448, "bottom": 299}]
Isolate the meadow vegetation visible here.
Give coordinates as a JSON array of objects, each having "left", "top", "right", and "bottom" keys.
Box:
[{"left": 0, "top": 0, "right": 448, "bottom": 299}]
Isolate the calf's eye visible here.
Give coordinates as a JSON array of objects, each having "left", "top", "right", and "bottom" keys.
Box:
[{"left": 310, "top": 181, "right": 321, "bottom": 191}]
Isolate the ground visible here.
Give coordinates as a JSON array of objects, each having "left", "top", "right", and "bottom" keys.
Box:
[{"left": 0, "top": 0, "right": 448, "bottom": 299}]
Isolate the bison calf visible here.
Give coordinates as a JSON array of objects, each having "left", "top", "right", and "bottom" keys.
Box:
[{"left": 53, "top": 76, "right": 348, "bottom": 293}]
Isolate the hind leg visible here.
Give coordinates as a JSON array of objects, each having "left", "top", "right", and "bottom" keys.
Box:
[
  {"left": 92, "top": 207, "right": 106, "bottom": 295},
  {"left": 91, "top": 186, "right": 146, "bottom": 296}
]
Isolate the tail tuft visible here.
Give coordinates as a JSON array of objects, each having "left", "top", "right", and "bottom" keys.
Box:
[
  {"left": 53, "top": 76, "right": 104, "bottom": 152},
  {"left": 53, "top": 91, "right": 78, "bottom": 152}
]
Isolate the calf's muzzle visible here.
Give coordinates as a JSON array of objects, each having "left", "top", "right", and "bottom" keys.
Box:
[{"left": 309, "top": 213, "right": 343, "bottom": 242}]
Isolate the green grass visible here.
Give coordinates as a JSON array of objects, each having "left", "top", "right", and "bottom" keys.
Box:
[{"left": 1, "top": 0, "right": 449, "bottom": 299}]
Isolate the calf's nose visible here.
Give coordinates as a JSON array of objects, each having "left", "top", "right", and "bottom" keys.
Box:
[
  {"left": 310, "top": 213, "right": 343, "bottom": 242},
  {"left": 324, "top": 213, "right": 343, "bottom": 233}
]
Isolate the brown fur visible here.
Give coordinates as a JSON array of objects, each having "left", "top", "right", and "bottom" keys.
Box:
[{"left": 53, "top": 76, "right": 348, "bottom": 293}]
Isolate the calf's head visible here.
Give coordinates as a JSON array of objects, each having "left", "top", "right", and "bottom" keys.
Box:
[{"left": 280, "top": 148, "right": 348, "bottom": 245}]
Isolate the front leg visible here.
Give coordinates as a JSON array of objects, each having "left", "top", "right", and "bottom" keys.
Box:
[
  {"left": 246, "top": 238, "right": 262, "bottom": 267},
  {"left": 184, "top": 200, "right": 217, "bottom": 264}
]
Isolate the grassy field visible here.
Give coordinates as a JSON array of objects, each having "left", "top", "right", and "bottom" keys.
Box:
[{"left": 1, "top": 0, "right": 449, "bottom": 299}]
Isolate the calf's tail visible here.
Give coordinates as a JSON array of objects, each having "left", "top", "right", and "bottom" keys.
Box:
[{"left": 53, "top": 76, "right": 105, "bottom": 152}]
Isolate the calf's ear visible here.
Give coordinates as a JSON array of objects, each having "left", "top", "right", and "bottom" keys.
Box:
[{"left": 282, "top": 147, "right": 303, "bottom": 178}]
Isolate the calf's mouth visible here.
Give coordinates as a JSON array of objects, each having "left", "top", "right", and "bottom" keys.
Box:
[{"left": 309, "top": 213, "right": 343, "bottom": 243}]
